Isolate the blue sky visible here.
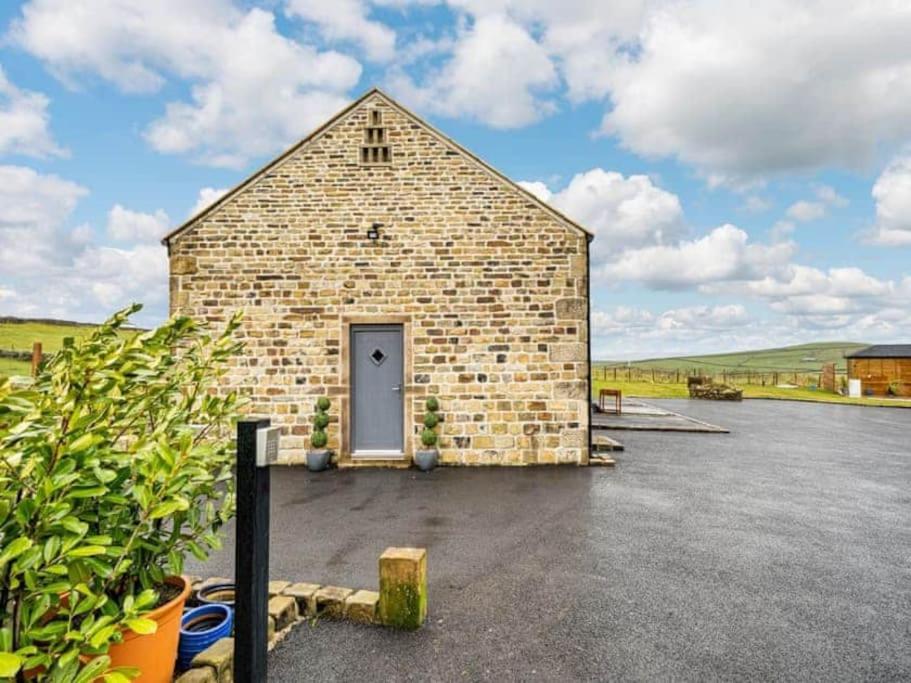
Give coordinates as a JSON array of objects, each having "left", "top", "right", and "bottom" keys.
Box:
[{"left": 1, "top": 0, "right": 910, "bottom": 359}]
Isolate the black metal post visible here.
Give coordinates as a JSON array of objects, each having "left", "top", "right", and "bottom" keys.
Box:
[{"left": 234, "top": 418, "right": 271, "bottom": 683}]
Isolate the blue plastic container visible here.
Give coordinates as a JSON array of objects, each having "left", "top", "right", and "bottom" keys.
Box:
[{"left": 178, "top": 603, "right": 233, "bottom": 671}]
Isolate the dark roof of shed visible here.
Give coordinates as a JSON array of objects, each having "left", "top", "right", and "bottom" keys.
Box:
[{"left": 846, "top": 344, "right": 911, "bottom": 358}]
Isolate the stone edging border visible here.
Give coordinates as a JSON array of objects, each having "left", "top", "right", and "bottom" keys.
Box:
[{"left": 176, "top": 547, "right": 426, "bottom": 682}]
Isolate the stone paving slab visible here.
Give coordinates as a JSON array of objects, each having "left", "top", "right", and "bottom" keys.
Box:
[{"left": 592, "top": 399, "right": 728, "bottom": 432}]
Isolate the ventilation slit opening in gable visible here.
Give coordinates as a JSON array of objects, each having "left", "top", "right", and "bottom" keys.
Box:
[{"left": 359, "top": 108, "right": 392, "bottom": 166}]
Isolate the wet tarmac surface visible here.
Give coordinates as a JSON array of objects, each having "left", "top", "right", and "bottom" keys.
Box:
[
  {"left": 188, "top": 399, "right": 911, "bottom": 681},
  {"left": 592, "top": 398, "right": 729, "bottom": 432}
]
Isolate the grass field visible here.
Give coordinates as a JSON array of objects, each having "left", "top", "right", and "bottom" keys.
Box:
[
  {"left": 591, "top": 378, "right": 911, "bottom": 408},
  {"left": 0, "top": 318, "right": 138, "bottom": 378},
  {"left": 596, "top": 341, "right": 868, "bottom": 373},
  {"left": 0, "top": 357, "right": 29, "bottom": 377}
]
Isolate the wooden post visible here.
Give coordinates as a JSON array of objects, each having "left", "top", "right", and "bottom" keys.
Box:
[
  {"left": 31, "top": 342, "right": 42, "bottom": 377},
  {"left": 234, "top": 418, "right": 272, "bottom": 683}
]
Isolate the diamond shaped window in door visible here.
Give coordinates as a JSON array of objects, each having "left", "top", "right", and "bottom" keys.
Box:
[{"left": 370, "top": 347, "right": 387, "bottom": 366}]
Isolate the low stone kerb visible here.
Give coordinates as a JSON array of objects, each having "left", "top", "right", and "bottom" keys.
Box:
[
  {"left": 268, "top": 595, "right": 299, "bottom": 630},
  {"left": 345, "top": 589, "right": 380, "bottom": 624},
  {"left": 315, "top": 586, "right": 354, "bottom": 619},
  {"left": 283, "top": 582, "right": 321, "bottom": 615}
]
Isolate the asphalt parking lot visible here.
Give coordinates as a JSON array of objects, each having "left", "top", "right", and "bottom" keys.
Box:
[{"left": 189, "top": 399, "right": 911, "bottom": 681}]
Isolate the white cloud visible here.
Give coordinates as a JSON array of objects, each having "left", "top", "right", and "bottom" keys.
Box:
[
  {"left": 0, "top": 165, "right": 167, "bottom": 323},
  {"left": 597, "top": 224, "right": 795, "bottom": 289},
  {"left": 594, "top": 303, "right": 748, "bottom": 335},
  {"left": 591, "top": 303, "right": 757, "bottom": 359},
  {"left": 10, "top": 0, "right": 362, "bottom": 167},
  {"left": 770, "top": 220, "right": 795, "bottom": 242},
  {"left": 599, "top": 1, "right": 911, "bottom": 182},
  {"left": 389, "top": 13, "right": 558, "bottom": 128},
  {"left": 106, "top": 205, "right": 170, "bottom": 242},
  {"left": 74, "top": 244, "right": 168, "bottom": 309},
  {"left": 707, "top": 264, "right": 907, "bottom": 336},
  {"left": 520, "top": 169, "right": 685, "bottom": 262},
  {"left": 189, "top": 187, "right": 229, "bottom": 218},
  {"left": 814, "top": 184, "right": 847, "bottom": 208},
  {"left": 518, "top": 180, "right": 551, "bottom": 202},
  {"left": 285, "top": 0, "right": 396, "bottom": 61},
  {"left": 866, "top": 153, "right": 911, "bottom": 246},
  {"left": 445, "top": 0, "right": 649, "bottom": 102},
  {"left": 746, "top": 265, "right": 892, "bottom": 300},
  {"left": 0, "top": 64, "right": 64, "bottom": 158},
  {"left": 382, "top": 1, "right": 911, "bottom": 183},
  {"left": 786, "top": 200, "right": 825, "bottom": 223},
  {"left": 742, "top": 195, "right": 771, "bottom": 213},
  {"left": 785, "top": 184, "right": 848, "bottom": 223},
  {"left": 0, "top": 165, "right": 87, "bottom": 275}
]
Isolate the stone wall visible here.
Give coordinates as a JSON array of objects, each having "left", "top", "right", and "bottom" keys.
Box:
[{"left": 167, "top": 91, "right": 590, "bottom": 465}]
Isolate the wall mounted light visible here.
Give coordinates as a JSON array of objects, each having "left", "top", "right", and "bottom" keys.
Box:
[{"left": 367, "top": 223, "right": 382, "bottom": 240}]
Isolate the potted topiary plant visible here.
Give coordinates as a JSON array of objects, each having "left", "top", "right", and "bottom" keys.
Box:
[
  {"left": 414, "top": 397, "right": 441, "bottom": 472},
  {"left": 0, "top": 304, "right": 243, "bottom": 682},
  {"left": 307, "top": 397, "right": 332, "bottom": 471}
]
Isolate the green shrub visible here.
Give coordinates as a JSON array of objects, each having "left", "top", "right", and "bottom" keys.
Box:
[
  {"left": 310, "top": 430, "right": 328, "bottom": 449},
  {"left": 420, "top": 428, "right": 438, "bottom": 447},
  {"left": 310, "top": 397, "right": 331, "bottom": 450},
  {"left": 0, "top": 304, "right": 243, "bottom": 681},
  {"left": 423, "top": 412, "right": 439, "bottom": 429},
  {"left": 425, "top": 397, "right": 439, "bottom": 413}
]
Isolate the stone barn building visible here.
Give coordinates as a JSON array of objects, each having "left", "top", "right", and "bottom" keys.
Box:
[{"left": 163, "top": 89, "right": 593, "bottom": 467}]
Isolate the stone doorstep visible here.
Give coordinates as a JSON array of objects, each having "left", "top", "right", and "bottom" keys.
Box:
[
  {"left": 592, "top": 434, "right": 624, "bottom": 452},
  {"left": 588, "top": 455, "right": 616, "bottom": 467}
]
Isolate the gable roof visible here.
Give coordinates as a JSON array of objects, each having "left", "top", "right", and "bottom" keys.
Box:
[
  {"left": 161, "top": 87, "right": 594, "bottom": 246},
  {"left": 846, "top": 344, "right": 911, "bottom": 359}
]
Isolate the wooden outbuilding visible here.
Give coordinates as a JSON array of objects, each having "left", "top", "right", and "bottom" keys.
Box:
[{"left": 845, "top": 345, "right": 911, "bottom": 397}]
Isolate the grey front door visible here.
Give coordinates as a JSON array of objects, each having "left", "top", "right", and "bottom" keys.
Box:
[{"left": 351, "top": 325, "right": 404, "bottom": 454}]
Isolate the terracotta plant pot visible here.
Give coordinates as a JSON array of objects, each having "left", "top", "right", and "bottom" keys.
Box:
[{"left": 107, "top": 575, "right": 191, "bottom": 682}]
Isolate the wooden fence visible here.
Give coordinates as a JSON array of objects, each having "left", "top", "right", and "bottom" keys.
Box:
[
  {"left": 0, "top": 342, "right": 45, "bottom": 376},
  {"left": 592, "top": 365, "right": 846, "bottom": 387}
]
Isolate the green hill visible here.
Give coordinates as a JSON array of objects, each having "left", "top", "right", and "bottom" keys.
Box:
[
  {"left": 0, "top": 317, "right": 140, "bottom": 377},
  {"left": 597, "top": 341, "right": 869, "bottom": 374}
]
